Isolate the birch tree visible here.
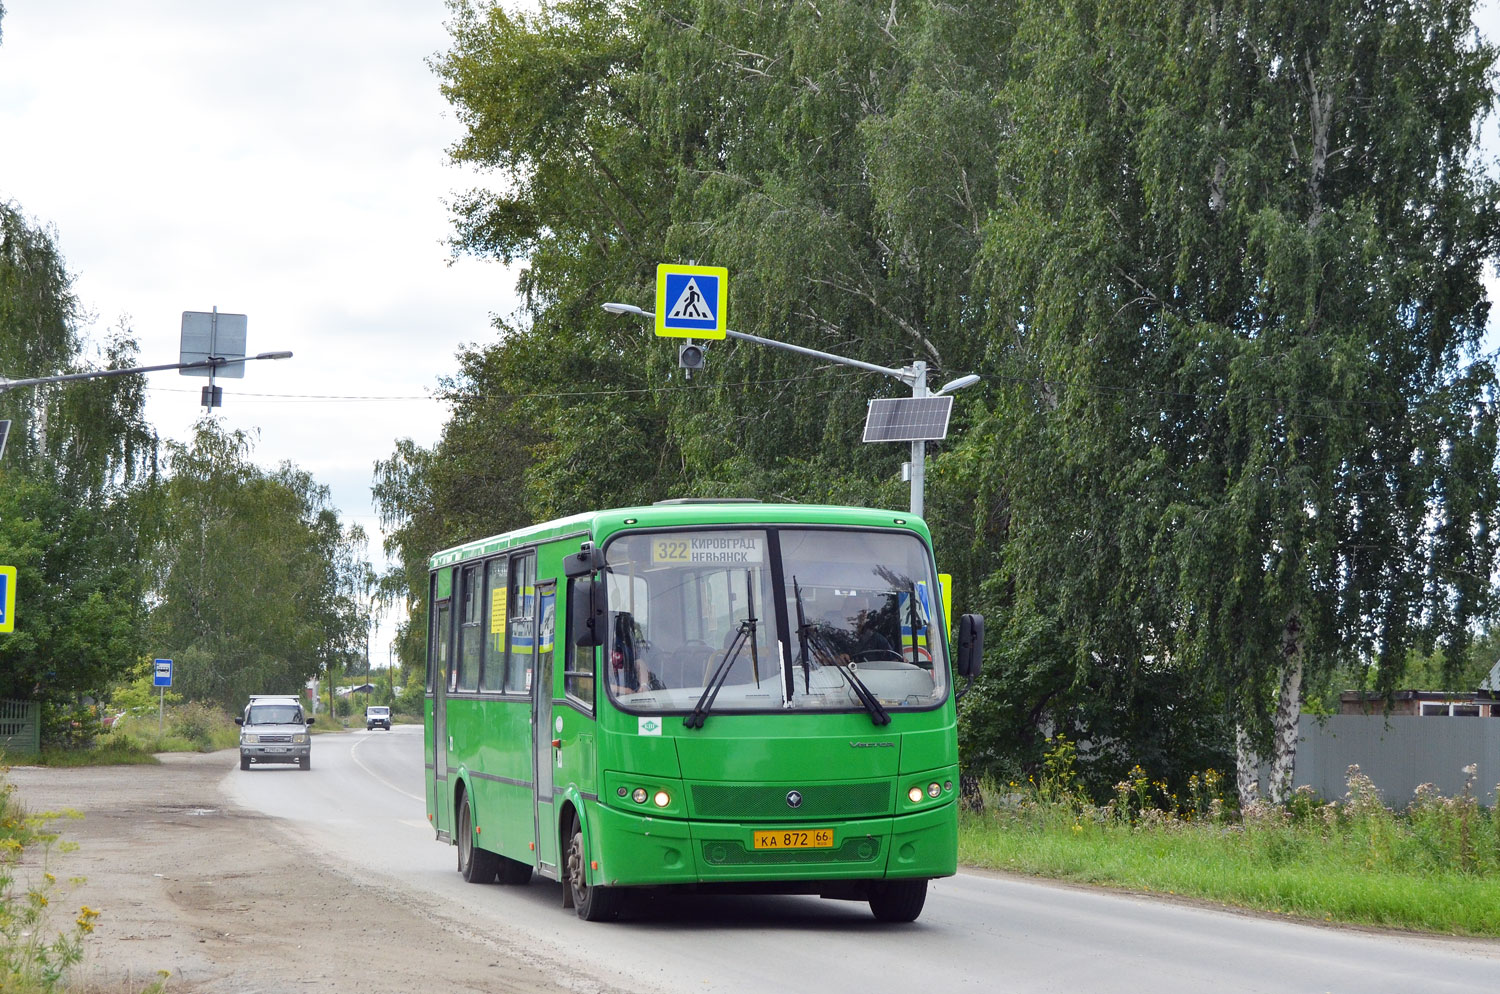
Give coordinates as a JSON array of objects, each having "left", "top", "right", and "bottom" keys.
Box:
[{"left": 983, "top": 0, "right": 1500, "bottom": 802}]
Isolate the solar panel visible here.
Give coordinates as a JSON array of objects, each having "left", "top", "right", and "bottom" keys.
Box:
[{"left": 862, "top": 396, "right": 955, "bottom": 442}]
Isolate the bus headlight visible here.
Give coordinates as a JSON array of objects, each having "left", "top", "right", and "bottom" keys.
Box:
[
  {"left": 653, "top": 790, "right": 671, "bottom": 808},
  {"left": 908, "top": 786, "right": 924, "bottom": 804},
  {"left": 632, "top": 788, "right": 648, "bottom": 804},
  {"left": 927, "top": 782, "right": 941, "bottom": 798}
]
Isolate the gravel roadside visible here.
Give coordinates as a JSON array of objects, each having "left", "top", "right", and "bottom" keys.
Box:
[{"left": 6, "top": 751, "right": 581, "bottom": 994}]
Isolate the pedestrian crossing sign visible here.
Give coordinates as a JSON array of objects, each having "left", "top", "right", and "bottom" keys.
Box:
[
  {"left": 0, "top": 566, "right": 15, "bottom": 633},
  {"left": 656, "top": 264, "right": 728, "bottom": 339}
]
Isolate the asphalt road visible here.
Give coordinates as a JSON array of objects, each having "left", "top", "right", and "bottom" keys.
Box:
[{"left": 226, "top": 725, "right": 1500, "bottom": 994}]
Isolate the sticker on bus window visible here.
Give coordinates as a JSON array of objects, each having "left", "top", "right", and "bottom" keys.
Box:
[
  {"left": 650, "top": 534, "right": 764, "bottom": 565},
  {"left": 491, "top": 588, "right": 507, "bottom": 634}
]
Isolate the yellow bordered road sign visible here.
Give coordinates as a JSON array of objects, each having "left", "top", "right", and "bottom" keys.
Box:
[
  {"left": 0, "top": 566, "right": 16, "bottom": 633},
  {"left": 656, "top": 264, "right": 728, "bottom": 339}
]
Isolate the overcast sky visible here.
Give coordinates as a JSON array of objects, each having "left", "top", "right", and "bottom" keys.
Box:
[{"left": 1, "top": 1, "right": 1498, "bottom": 667}]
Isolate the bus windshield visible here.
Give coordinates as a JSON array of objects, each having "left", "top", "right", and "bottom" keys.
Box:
[{"left": 602, "top": 528, "right": 947, "bottom": 713}]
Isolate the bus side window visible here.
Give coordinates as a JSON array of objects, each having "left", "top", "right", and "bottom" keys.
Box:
[
  {"left": 481, "top": 557, "right": 509, "bottom": 692},
  {"left": 457, "top": 564, "right": 483, "bottom": 692},
  {"left": 563, "top": 578, "right": 595, "bottom": 710},
  {"left": 506, "top": 553, "right": 537, "bottom": 694}
]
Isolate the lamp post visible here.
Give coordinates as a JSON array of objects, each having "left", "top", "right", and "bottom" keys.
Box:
[{"left": 601, "top": 303, "right": 979, "bottom": 516}]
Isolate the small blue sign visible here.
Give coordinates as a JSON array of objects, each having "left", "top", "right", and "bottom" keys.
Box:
[{"left": 153, "top": 658, "right": 173, "bottom": 688}]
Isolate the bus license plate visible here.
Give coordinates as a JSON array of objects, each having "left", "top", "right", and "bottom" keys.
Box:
[{"left": 752, "top": 828, "right": 834, "bottom": 850}]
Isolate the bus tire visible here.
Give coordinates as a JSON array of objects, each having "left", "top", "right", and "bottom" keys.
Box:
[
  {"left": 498, "top": 855, "right": 533, "bottom": 885},
  {"left": 457, "top": 794, "right": 499, "bottom": 884},
  {"left": 566, "top": 819, "right": 621, "bottom": 921},
  {"left": 869, "top": 879, "right": 927, "bottom": 922}
]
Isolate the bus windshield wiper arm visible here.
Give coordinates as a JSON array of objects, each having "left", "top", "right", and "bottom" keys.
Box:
[
  {"left": 685, "top": 617, "right": 754, "bottom": 729},
  {"left": 792, "top": 589, "right": 890, "bottom": 727},
  {"left": 829, "top": 649, "right": 890, "bottom": 725}
]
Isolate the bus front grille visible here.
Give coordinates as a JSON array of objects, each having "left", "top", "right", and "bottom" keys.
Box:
[
  {"left": 690, "top": 782, "right": 892, "bottom": 819},
  {"left": 700, "top": 837, "right": 882, "bottom": 866}
]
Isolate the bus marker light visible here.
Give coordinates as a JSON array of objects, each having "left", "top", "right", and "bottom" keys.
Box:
[
  {"left": 617, "top": 787, "right": 629, "bottom": 797},
  {"left": 945, "top": 781, "right": 953, "bottom": 792},
  {"left": 908, "top": 786, "right": 923, "bottom": 804},
  {"left": 633, "top": 788, "right": 648, "bottom": 804},
  {"left": 591, "top": 860, "right": 599, "bottom": 870},
  {"left": 530, "top": 842, "right": 535, "bottom": 850},
  {"left": 653, "top": 791, "right": 670, "bottom": 807}
]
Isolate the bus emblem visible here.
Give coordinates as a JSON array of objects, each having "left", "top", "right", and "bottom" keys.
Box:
[{"left": 786, "top": 790, "right": 803, "bottom": 808}]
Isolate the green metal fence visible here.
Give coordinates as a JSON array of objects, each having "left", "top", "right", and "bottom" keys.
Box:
[{"left": 0, "top": 698, "right": 40, "bottom": 755}]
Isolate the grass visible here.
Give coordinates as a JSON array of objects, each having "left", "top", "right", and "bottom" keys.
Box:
[{"left": 959, "top": 747, "right": 1500, "bottom": 938}]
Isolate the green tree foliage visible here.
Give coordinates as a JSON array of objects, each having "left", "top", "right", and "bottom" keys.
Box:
[
  {"left": 0, "top": 477, "right": 144, "bottom": 702},
  {"left": 0, "top": 203, "right": 155, "bottom": 714},
  {"left": 980, "top": 0, "right": 1500, "bottom": 800},
  {"left": 386, "top": 0, "right": 1500, "bottom": 801},
  {"left": 144, "top": 421, "right": 373, "bottom": 713}
]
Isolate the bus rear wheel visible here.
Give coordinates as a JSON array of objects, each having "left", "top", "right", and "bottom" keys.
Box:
[
  {"left": 869, "top": 879, "right": 927, "bottom": 922},
  {"left": 457, "top": 794, "right": 499, "bottom": 884},
  {"left": 565, "top": 818, "right": 621, "bottom": 921}
]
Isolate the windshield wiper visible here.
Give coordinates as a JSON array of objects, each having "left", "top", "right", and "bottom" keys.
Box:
[
  {"left": 791, "top": 578, "right": 890, "bottom": 726},
  {"left": 792, "top": 577, "right": 813, "bottom": 694},
  {"left": 685, "top": 570, "right": 758, "bottom": 729}
]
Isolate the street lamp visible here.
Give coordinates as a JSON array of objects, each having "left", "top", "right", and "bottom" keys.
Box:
[
  {"left": 0, "top": 351, "right": 294, "bottom": 394},
  {"left": 601, "top": 302, "right": 979, "bottom": 517}
]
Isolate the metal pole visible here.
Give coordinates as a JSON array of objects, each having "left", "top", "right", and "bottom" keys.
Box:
[
  {"left": 910, "top": 360, "right": 927, "bottom": 517},
  {"left": 0, "top": 352, "right": 293, "bottom": 394}
]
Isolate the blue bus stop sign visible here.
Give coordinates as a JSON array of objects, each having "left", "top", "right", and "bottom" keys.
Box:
[{"left": 154, "top": 658, "right": 173, "bottom": 687}]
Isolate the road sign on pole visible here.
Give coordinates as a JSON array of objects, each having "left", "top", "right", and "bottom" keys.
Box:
[
  {"left": 0, "top": 566, "right": 15, "bottom": 633},
  {"left": 154, "top": 659, "right": 173, "bottom": 687},
  {"left": 655, "top": 264, "right": 728, "bottom": 339}
]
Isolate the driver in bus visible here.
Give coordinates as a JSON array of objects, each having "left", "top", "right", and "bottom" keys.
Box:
[
  {"left": 609, "top": 611, "right": 662, "bottom": 695},
  {"left": 818, "top": 593, "right": 895, "bottom": 666}
]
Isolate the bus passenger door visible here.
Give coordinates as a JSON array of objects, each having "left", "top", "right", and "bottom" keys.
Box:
[
  {"left": 431, "top": 591, "right": 454, "bottom": 840},
  {"left": 531, "top": 580, "right": 559, "bottom": 877}
]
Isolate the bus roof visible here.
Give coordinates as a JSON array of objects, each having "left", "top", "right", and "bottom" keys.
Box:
[{"left": 428, "top": 501, "right": 930, "bottom": 570}]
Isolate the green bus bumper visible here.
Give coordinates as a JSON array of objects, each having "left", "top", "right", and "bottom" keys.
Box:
[{"left": 589, "top": 800, "right": 957, "bottom": 888}]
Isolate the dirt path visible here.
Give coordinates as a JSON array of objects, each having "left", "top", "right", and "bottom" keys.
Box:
[{"left": 6, "top": 752, "right": 590, "bottom": 994}]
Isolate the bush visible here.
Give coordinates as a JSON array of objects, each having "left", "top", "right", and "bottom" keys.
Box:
[{"left": 0, "top": 765, "right": 95, "bottom": 991}]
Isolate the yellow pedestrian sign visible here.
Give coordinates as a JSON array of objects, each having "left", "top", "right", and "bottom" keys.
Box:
[
  {"left": 656, "top": 264, "right": 728, "bottom": 339},
  {"left": 0, "top": 566, "right": 15, "bottom": 633}
]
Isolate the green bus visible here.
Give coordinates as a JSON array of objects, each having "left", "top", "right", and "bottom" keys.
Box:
[{"left": 423, "top": 499, "right": 983, "bottom": 922}]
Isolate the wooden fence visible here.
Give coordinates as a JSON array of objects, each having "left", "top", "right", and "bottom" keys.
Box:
[{"left": 0, "top": 698, "right": 40, "bottom": 755}]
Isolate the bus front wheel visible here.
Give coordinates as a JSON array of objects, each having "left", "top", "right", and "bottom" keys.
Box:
[
  {"left": 457, "top": 794, "right": 499, "bottom": 884},
  {"left": 565, "top": 818, "right": 621, "bottom": 921},
  {"left": 869, "top": 879, "right": 928, "bottom": 922}
]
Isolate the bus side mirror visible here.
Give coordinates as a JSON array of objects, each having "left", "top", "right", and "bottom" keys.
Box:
[
  {"left": 571, "top": 577, "right": 607, "bottom": 648},
  {"left": 956, "top": 613, "right": 984, "bottom": 679},
  {"left": 564, "top": 544, "right": 605, "bottom": 579}
]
